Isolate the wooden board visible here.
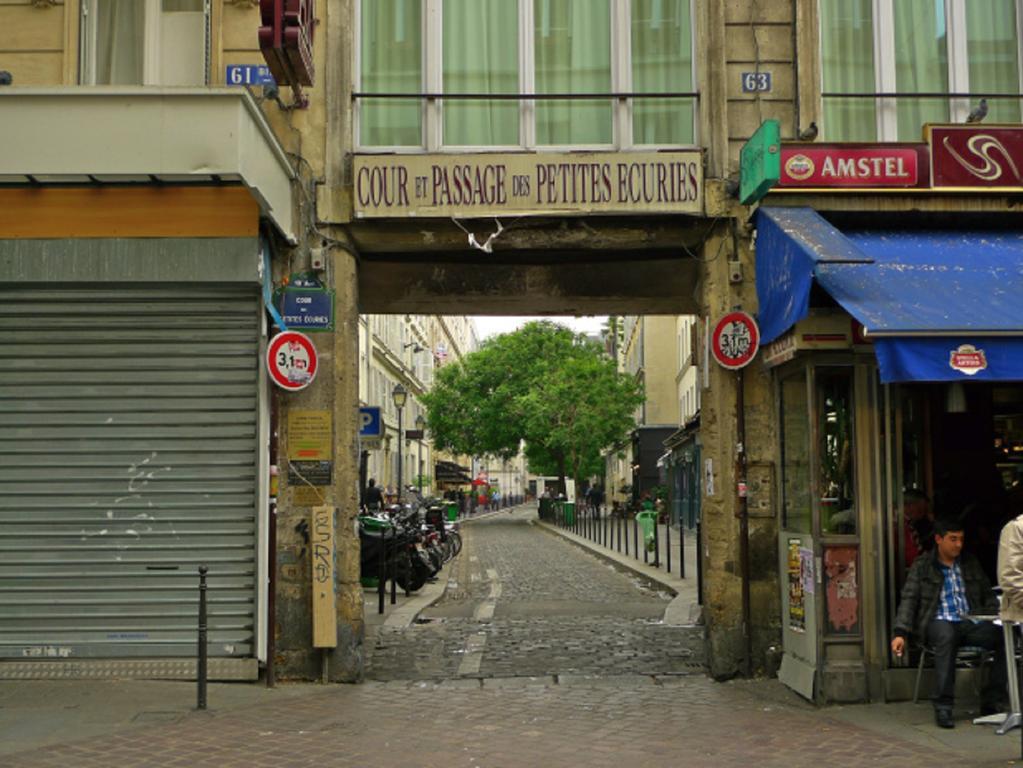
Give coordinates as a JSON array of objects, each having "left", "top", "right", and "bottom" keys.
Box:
[{"left": 310, "top": 506, "right": 337, "bottom": 649}]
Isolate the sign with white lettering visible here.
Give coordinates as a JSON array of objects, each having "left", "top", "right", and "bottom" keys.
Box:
[
  {"left": 779, "top": 146, "right": 923, "bottom": 188},
  {"left": 353, "top": 151, "right": 703, "bottom": 218},
  {"left": 226, "top": 65, "right": 276, "bottom": 86},
  {"left": 741, "top": 72, "right": 772, "bottom": 93},
  {"left": 279, "top": 287, "right": 333, "bottom": 331}
]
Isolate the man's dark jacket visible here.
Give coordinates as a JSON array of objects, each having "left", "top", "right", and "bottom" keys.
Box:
[{"left": 893, "top": 548, "right": 998, "bottom": 644}]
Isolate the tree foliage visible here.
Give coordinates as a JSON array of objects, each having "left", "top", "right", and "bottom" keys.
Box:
[{"left": 421, "top": 321, "right": 643, "bottom": 491}]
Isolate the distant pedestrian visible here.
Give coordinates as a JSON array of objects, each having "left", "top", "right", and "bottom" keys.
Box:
[{"left": 364, "top": 478, "right": 383, "bottom": 511}]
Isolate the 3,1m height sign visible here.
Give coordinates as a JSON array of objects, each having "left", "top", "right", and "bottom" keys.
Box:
[{"left": 267, "top": 331, "right": 318, "bottom": 391}]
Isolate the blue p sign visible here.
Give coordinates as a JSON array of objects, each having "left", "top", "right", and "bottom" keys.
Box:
[{"left": 359, "top": 406, "right": 382, "bottom": 438}]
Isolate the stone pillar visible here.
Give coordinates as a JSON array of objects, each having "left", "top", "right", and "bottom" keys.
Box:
[
  {"left": 328, "top": 244, "right": 364, "bottom": 681},
  {"left": 698, "top": 203, "right": 780, "bottom": 678}
]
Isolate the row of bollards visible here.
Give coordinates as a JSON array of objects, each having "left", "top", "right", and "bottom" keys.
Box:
[{"left": 553, "top": 504, "right": 687, "bottom": 581}]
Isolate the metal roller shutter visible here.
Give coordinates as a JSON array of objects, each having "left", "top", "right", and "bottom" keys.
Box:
[{"left": 0, "top": 286, "right": 260, "bottom": 663}]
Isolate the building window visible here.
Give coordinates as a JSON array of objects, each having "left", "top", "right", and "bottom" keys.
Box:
[
  {"left": 357, "top": 0, "right": 697, "bottom": 150},
  {"left": 819, "top": 0, "right": 1023, "bottom": 141},
  {"left": 81, "top": 0, "right": 209, "bottom": 86}
]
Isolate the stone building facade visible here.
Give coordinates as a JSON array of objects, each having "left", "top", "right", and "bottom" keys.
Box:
[{"left": 3, "top": 1, "right": 1019, "bottom": 704}]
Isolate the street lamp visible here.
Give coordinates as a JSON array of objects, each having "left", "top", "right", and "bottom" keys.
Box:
[
  {"left": 415, "top": 414, "right": 426, "bottom": 494},
  {"left": 392, "top": 383, "right": 407, "bottom": 502}
]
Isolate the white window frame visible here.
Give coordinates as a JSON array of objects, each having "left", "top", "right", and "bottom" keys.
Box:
[
  {"left": 823, "top": 0, "right": 1023, "bottom": 141},
  {"left": 354, "top": 0, "right": 699, "bottom": 153},
  {"left": 79, "top": 0, "right": 210, "bottom": 86}
]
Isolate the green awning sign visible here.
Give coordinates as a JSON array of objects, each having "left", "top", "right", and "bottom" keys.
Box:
[{"left": 739, "top": 119, "right": 781, "bottom": 205}]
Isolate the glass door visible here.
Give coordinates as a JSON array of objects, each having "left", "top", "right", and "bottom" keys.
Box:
[
  {"left": 777, "top": 367, "right": 817, "bottom": 699},
  {"left": 778, "top": 363, "right": 864, "bottom": 702}
]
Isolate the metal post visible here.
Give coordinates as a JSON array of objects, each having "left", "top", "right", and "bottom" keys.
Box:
[
  {"left": 666, "top": 520, "right": 671, "bottom": 573},
  {"left": 390, "top": 526, "right": 397, "bottom": 605},
  {"left": 197, "top": 565, "right": 208, "bottom": 710},
  {"left": 624, "top": 513, "right": 629, "bottom": 556},
  {"left": 618, "top": 513, "right": 622, "bottom": 553},
  {"left": 653, "top": 517, "right": 660, "bottom": 568},
  {"left": 680, "top": 523, "right": 686, "bottom": 579},
  {"left": 736, "top": 368, "right": 752, "bottom": 677},
  {"left": 396, "top": 406, "right": 404, "bottom": 503},
  {"left": 378, "top": 528, "right": 386, "bottom": 614},
  {"left": 266, "top": 392, "right": 279, "bottom": 689},
  {"left": 633, "top": 515, "right": 638, "bottom": 560},
  {"left": 696, "top": 521, "right": 702, "bottom": 602}
]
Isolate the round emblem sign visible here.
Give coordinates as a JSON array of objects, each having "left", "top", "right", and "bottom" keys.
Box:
[
  {"left": 266, "top": 331, "right": 318, "bottom": 391},
  {"left": 711, "top": 311, "right": 760, "bottom": 370}
]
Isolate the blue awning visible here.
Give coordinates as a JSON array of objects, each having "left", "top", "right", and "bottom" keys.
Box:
[{"left": 755, "top": 207, "right": 1023, "bottom": 383}]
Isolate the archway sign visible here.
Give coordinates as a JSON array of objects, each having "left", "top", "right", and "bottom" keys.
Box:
[
  {"left": 267, "top": 330, "right": 318, "bottom": 391},
  {"left": 711, "top": 311, "right": 760, "bottom": 370}
]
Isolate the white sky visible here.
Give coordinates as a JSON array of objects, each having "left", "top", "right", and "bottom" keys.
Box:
[{"left": 471, "top": 316, "right": 607, "bottom": 341}]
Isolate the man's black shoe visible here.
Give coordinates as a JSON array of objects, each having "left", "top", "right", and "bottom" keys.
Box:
[{"left": 935, "top": 709, "right": 955, "bottom": 729}]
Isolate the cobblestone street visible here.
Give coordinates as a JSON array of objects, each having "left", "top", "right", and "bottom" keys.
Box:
[
  {"left": 5, "top": 507, "right": 1023, "bottom": 766},
  {"left": 366, "top": 508, "right": 702, "bottom": 682}
]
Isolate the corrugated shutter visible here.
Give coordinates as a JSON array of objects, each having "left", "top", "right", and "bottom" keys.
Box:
[{"left": 0, "top": 286, "right": 260, "bottom": 661}]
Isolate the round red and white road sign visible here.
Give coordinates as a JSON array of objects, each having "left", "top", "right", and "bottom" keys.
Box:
[
  {"left": 266, "top": 331, "right": 318, "bottom": 391},
  {"left": 711, "top": 312, "right": 760, "bottom": 370}
]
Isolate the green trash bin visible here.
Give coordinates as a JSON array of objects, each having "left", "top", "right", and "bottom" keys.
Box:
[
  {"left": 563, "top": 502, "right": 575, "bottom": 526},
  {"left": 446, "top": 502, "right": 459, "bottom": 522},
  {"left": 636, "top": 510, "right": 657, "bottom": 552}
]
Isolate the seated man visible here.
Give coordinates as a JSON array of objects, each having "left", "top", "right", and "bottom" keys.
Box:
[{"left": 891, "top": 517, "right": 1006, "bottom": 729}]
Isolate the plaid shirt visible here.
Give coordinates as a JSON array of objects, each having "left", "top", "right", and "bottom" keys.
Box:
[{"left": 934, "top": 559, "right": 971, "bottom": 622}]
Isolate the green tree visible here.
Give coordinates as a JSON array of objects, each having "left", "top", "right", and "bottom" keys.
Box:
[{"left": 421, "top": 321, "right": 643, "bottom": 494}]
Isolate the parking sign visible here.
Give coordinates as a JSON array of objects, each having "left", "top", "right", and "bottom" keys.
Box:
[{"left": 359, "top": 407, "right": 382, "bottom": 438}]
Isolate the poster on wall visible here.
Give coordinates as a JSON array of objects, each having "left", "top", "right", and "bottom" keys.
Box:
[
  {"left": 799, "top": 547, "right": 815, "bottom": 596},
  {"left": 824, "top": 546, "right": 860, "bottom": 635},
  {"left": 787, "top": 538, "right": 805, "bottom": 633}
]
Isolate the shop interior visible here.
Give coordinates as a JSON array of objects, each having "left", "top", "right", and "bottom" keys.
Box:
[{"left": 888, "top": 382, "right": 1023, "bottom": 638}]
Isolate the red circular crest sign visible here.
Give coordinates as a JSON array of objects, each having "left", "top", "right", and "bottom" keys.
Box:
[
  {"left": 266, "top": 331, "right": 318, "bottom": 391},
  {"left": 711, "top": 312, "right": 760, "bottom": 370}
]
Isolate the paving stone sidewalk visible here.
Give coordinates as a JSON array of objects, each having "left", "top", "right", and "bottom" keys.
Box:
[{"left": 6, "top": 675, "right": 1022, "bottom": 768}]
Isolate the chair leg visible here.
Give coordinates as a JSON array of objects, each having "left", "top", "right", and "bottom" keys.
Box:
[
  {"left": 913, "top": 649, "right": 928, "bottom": 704},
  {"left": 974, "top": 653, "right": 988, "bottom": 697}
]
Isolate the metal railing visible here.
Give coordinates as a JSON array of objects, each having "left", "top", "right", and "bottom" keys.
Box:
[
  {"left": 352, "top": 91, "right": 699, "bottom": 102},
  {"left": 544, "top": 501, "right": 690, "bottom": 582}
]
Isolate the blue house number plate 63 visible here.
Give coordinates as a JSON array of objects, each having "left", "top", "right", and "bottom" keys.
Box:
[{"left": 741, "top": 72, "right": 772, "bottom": 93}]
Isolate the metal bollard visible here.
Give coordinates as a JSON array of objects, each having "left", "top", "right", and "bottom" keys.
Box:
[
  {"left": 617, "top": 514, "right": 622, "bottom": 553},
  {"left": 633, "top": 515, "right": 639, "bottom": 561},
  {"left": 197, "top": 565, "right": 208, "bottom": 710},
  {"left": 378, "top": 530, "right": 386, "bottom": 615},
  {"left": 666, "top": 521, "right": 672, "bottom": 574},
  {"left": 390, "top": 529, "right": 397, "bottom": 605},
  {"left": 623, "top": 514, "right": 629, "bottom": 556},
  {"left": 653, "top": 518, "right": 660, "bottom": 568},
  {"left": 683, "top": 523, "right": 689, "bottom": 581}
]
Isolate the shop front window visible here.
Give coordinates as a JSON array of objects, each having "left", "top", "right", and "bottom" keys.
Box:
[
  {"left": 781, "top": 373, "right": 811, "bottom": 533},
  {"left": 818, "top": 0, "right": 1022, "bottom": 141},
  {"left": 819, "top": 369, "right": 856, "bottom": 536}
]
